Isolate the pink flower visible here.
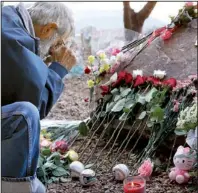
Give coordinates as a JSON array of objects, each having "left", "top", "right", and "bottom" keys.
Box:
[
  {"left": 185, "top": 2, "right": 193, "bottom": 7},
  {"left": 138, "top": 159, "right": 153, "bottom": 178},
  {"left": 40, "top": 139, "right": 52, "bottom": 148},
  {"left": 173, "top": 100, "right": 180, "bottom": 112},
  {"left": 111, "top": 48, "right": 121, "bottom": 56},
  {"left": 161, "top": 30, "right": 172, "bottom": 41}
]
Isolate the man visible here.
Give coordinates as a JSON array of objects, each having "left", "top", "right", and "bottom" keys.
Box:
[{"left": 1, "top": 2, "right": 76, "bottom": 193}]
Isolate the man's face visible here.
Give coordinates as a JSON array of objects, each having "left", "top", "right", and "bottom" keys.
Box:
[
  {"left": 33, "top": 23, "right": 60, "bottom": 59},
  {"left": 39, "top": 32, "right": 59, "bottom": 59}
]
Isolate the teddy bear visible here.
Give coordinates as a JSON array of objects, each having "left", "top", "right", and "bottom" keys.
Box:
[{"left": 169, "top": 145, "right": 196, "bottom": 184}]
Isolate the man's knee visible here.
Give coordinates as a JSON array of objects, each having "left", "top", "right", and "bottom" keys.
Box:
[{"left": 15, "top": 102, "right": 40, "bottom": 121}]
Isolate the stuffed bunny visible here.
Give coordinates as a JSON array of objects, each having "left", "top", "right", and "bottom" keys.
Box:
[{"left": 169, "top": 146, "right": 196, "bottom": 184}]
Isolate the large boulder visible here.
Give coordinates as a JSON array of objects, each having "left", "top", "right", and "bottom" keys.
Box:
[{"left": 121, "top": 20, "right": 197, "bottom": 80}]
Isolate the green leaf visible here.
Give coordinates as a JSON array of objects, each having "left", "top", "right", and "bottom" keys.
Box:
[
  {"left": 119, "top": 112, "right": 129, "bottom": 121},
  {"left": 145, "top": 87, "right": 158, "bottom": 102},
  {"left": 54, "top": 157, "right": 62, "bottom": 166},
  {"left": 106, "top": 102, "right": 115, "bottom": 112},
  {"left": 147, "top": 121, "right": 154, "bottom": 128},
  {"left": 41, "top": 148, "right": 51, "bottom": 156},
  {"left": 123, "top": 108, "right": 130, "bottom": 113},
  {"left": 47, "top": 152, "right": 60, "bottom": 162},
  {"left": 124, "top": 98, "right": 135, "bottom": 109},
  {"left": 120, "top": 87, "right": 127, "bottom": 93},
  {"left": 111, "top": 98, "right": 126, "bottom": 112},
  {"left": 85, "top": 163, "right": 94, "bottom": 169},
  {"left": 52, "top": 167, "right": 68, "bottom": 177},
  {"left": 79, "top": 122, "right": 88, "bottom": 136},
  {"left": 51, "top": 177, "right": 60, "bottom": 182},
  {"left": 138, "top": 111, "right": 147, "bottom": 120},
  {"left": 103, "top": 94, "right": 112, "bottom": 102},
  {"left": 121, "top": 88, "right": 131, "bottom": 97},
  {"left": 114, "top": 95, "right": 122, "bottom": 102},
  {"left": 43, "top": 162, "right": 57, "bottom": 170},
  {"left": 174, "top": 129, "right": 187, "bottom": 136},
  {"left": 136, "top": 94, "right": 146, "bottom": 105},
  {"left": 111, "top": 88, "right": 119, "bottom": 95},
  {"left": 151, "top": 106, "right": 164, "bottom": 122}
]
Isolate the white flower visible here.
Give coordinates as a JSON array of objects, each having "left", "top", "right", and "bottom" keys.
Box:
[
  {"left": 133, "top": 69, "right": 143, "bottom": 78},
  {"left": 109, "top": 56, "right": 117, "bottom": 66},
  {"left": 116, "top": 52, "right": 124, "bottom": 62},
  {"left": 100, "top": 58, "right": 110, "bottom": 65},
  {"left": 153, "top": 70, "right": 166, "bottom": 79},
  {"left": 194, "top": 9, "right": 197, "bottom": 14}
]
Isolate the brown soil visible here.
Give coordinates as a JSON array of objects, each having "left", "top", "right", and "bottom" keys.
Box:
[{"left": 46, "top": 76, "right": 195, "bottom": 193}]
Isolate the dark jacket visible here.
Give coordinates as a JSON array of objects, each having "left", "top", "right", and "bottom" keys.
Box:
[{"left": 2, "top": 3, "right": 68, "bottom": 119}]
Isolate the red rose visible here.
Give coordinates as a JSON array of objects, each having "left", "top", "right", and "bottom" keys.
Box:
[
  {"left": 125, "top": 73, "right": 133, "bottom": 84},
  {"left": 118, "top": 71, "right": 127, "bottom": 80},
  {"left": 112, "top": 71, "right": 133, "bottom": 87},
  {"left": 147, "top": 76, "right": 161, "bottom": 86},
  {"left": 84, "top": 66, "right": 91, "bottom": 74},
  {"left": 112, "top": 71, "right": 126, "bottom": 87},
  {"left": 100, "top": 85, "right": 110, "bottom": 96},
  {"left": 163, "top": 78, "right": 177, "bottom": 88},
  {"left": 50, "top": 140, "right": 68, "bottom": 154},
  {"left": 134, "top": 75, "right": 147, "bottom": 87}
]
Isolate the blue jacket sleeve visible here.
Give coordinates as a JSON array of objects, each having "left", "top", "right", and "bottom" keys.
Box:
[{"left": 1, "top": 28, "right": 68, "bottom": 119}]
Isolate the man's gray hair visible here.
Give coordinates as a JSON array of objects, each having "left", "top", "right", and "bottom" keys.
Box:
[{"left": 27, "top": 2, "right": 75, "bottom": 38}]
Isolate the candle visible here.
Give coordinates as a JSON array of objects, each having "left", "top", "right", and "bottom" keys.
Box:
[{"left": 123, "top": 176, "right": 146, "bottom": 193}]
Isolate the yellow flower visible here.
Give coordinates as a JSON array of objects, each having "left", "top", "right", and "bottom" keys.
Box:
[
  {"left": 103, "top": 64, "right": 110, "bottom": 71},
  {"left": 87, "top": 80, "right": 95, "bottom": 88},
  {"left": 99, "top": 63, "right": 110, "bottom": 73},
  {"left": 65, "top": 150, "right": 79, "bottom": 162},
  {"left": 99, "top": 67, "right": 104, "bottom": 73},
  {"left": 99, "top": 53, "right": 106, "bottom": 60},
  {"left": 88, "top": 55, "right": 95, "bottom": 64}
]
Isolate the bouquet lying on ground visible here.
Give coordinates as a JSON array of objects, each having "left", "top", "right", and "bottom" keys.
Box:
[{"left": 37, "top": 122, "right": 88, "bottom": 184}]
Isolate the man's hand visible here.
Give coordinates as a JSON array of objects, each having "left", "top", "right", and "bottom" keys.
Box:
[{"left": 50, "top": 45, "right": 77, "bottom": 71}]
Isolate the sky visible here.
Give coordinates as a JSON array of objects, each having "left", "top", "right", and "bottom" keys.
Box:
[{"left": 3, "top": 1, "right": 185, "bottom": 22}]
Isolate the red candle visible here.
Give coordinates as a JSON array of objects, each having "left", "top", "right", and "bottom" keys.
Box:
[{"left": 123, "top": 176, "right": 146, "bottom": 193}]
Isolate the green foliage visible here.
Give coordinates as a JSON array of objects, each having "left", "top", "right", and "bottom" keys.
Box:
[
  {"left": 37, "top": 151, "right": 70, "bottom": 185},
  {"left": 79, "top": 122, "right": 88, "bottom": 136}
]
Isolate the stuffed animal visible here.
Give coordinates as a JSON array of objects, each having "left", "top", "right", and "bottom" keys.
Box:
[{"left": 169, "top": 146, "right": 196, "bottom": 184}]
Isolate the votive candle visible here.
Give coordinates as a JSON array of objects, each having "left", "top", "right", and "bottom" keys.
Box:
[{"left": 123, "top": 176, "right": 146, "bottom": 193}]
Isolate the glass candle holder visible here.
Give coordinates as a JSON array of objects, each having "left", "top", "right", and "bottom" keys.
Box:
[{"left": 123, "top": 176, "right": 146, "bottom": 193}]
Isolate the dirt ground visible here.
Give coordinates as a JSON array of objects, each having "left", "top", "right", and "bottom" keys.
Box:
[
  {"left": 47, "top": 76, "right": 91, "bottom": 121},
  {"left": 46, "top": 76, "right": 196, "bottom": 193}
]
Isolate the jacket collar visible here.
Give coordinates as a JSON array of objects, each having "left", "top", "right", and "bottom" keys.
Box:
[{"left": 15, "top": 3, "right": 36, "bottom": 38}]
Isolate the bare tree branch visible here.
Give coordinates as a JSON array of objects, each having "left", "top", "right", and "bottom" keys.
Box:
[
  {"left": 123, "top": 1, "right": 157, "bottom": 34},
  {"left": 138, "top": 2, "right": 157, "bottom": 21}
]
